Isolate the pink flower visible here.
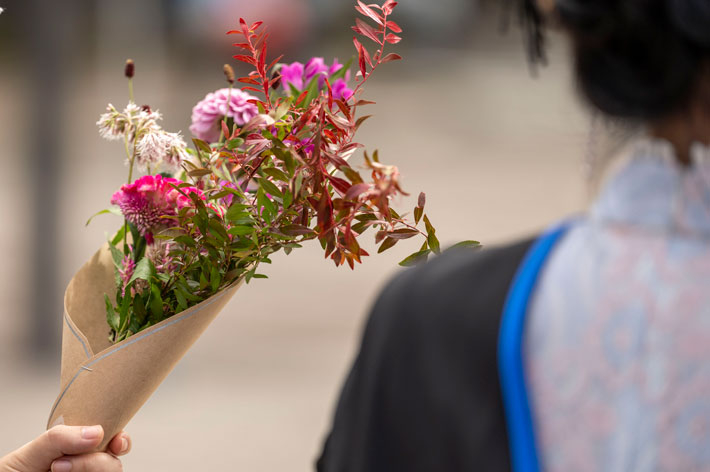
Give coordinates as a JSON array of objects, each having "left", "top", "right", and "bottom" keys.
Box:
[
  {"left": 332, "top": 78, "right": 354, "bottom": 101},
  {"left": 119, "top": 254, "right": 136, "bottom": 297},
  {"left": 190, "top": 88, "right": 258, "bottom": 143},
  {"left": 280, "top": 61, "right": 305, "bottom": 91},
  {"left": 280, "top": 58, "right": 352, "bottom": 100},
  {"left": 110, "top": 175, "right": 204, "bottom": 243},
  {"left": 305, "top": 57, "right": 329, "bottom": 87}
]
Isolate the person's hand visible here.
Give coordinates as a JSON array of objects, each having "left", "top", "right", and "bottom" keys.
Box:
[{"left": 0, "top": 425, "right": 130, "bottom": 472}]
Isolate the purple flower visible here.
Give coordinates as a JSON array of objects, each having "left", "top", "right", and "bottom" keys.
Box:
[
  {"left": 329, "top": 58, "right": 344, "bottom": 76},
  {"left": 305, "top": 57, "right": 329, "bottom": 87},
  {"left": 190, "top": 88, "right": 258, "bottom": 143},
  {"left": 332, "top": 79, "right": 354, "bottom": 101},
  {"left": 280, "top": 62, "right": 305, "bottom": 92}
]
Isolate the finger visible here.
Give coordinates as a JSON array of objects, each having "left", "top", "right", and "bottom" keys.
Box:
[
  {"left": 106, "top": 432, "right": 131, "bottom": 457},
  {"left": 51, "top": 453, "right": 122, "bottom": 472},
  {"left": 11, "top": 425, "right": 104, "bottom": 471}
]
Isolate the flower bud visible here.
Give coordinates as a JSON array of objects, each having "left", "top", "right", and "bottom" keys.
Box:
[
  {"left": 223, "top": 64, "right": 235, "bottom": 84},
  {"left": 125, "top": 59, "right": 135, "bottom": 79}
]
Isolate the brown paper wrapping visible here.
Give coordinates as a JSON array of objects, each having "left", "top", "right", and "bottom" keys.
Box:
[{"left": 47, "top": 246, "right": 242, "bottom": 450}]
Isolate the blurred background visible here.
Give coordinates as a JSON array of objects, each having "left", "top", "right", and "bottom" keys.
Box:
[{"left": 0, "top": 0, "right": 591, "bottom": 470}]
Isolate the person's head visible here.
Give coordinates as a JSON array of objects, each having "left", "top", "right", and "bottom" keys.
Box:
[{"left": 523, "top": 0, "right": 710, "bottom": 161}]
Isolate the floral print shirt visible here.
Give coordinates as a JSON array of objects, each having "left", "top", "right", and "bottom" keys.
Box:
[{"left": 526, "top": 139, "right": 710, "bottom": 471}]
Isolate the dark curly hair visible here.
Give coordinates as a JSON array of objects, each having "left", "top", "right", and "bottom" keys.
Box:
[{"left": 516, "top": 0, "right": 710, "bottom": 121}]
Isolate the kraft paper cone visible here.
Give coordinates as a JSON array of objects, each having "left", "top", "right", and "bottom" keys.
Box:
[{"left": 47, "top": 245, "right": 242, "bottom": 450}]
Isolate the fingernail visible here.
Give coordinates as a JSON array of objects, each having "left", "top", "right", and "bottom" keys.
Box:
[
  {"left": 52, "top": 459, "right": 72, "bottom": 472},
  {"left": 121, "top": 436, "right": 129, "bottom": 452},
  {"left": 81, "top": 425, "right": 101, "bottom": 440}
]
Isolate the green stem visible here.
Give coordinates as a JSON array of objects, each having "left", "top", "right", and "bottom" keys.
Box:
[{"left": 128, "top": 78, "right": 134, "bottom": 103}]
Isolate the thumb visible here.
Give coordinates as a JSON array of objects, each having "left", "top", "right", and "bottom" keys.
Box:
[{"left": 3, "top": 425, "right": 104, "bottom": 472}]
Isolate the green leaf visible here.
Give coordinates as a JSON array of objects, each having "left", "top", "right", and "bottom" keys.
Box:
[
  {"left": 422, "top": 215, "right": 440, "bottom": 254},
  {"left": 226, "top": 204, "right": 253, "bottom": 223},
  {"left": 208, "top": 218, "right": 229, "bottom": 243},
  {"left": 280, "top": 224, "right": 315, "bottom": 236},
  {"left": 257, "top": 187, "right": 276, "bottom": 222},
  {"left": 210, "top": 265, "right": 221, "bottom": 292},
  {"left": 414, "top": 206, "right": 423, "bottom": 225},
  {"left": 110, "top": 225, "right": 127, "bottom": 246},
  {"left": 175, "top": 289, "right": 188, "bottom": 311},
  {"left": 228, "top": 225, "right": 255, "bottom": 236},
  {"left": 128, "top": 257, "right": 155, "bottom": 285},
  {"left": 377, "top": 237, "right": 398, "bottom": 253},
  {"left": 262, "top": 167, "right": 290, "bottom": 182},
  {"left": 109, "top": 243, "right": 125, "bottom": 270},
  {"left": 105, "top": 294, "right": 119, "bottom": 332},
  {"left": 450, "top": 240, "right": 482, "bottom": 250},
  {"left": 86, "top": 207, "right": 121, "bottom": 226},
  {"left": 149, "top": 283, "right": 164, "bottom": 322},
  {"left": 226, "top": 137, "right": 245, "bottom": 150},
  {"left": 258, "top": 177, "right": 283, "bottom": 199},
  {"left": 302, "top": 75, "right": 321, "bottom": 108},
  {"left": 192, "top": 138, "right": 212, "bottom": 154},
  {"left": 398, "top": 249, "right": 432, "bottom": 267},
  {"left": 282, "top": 188, "right": 293, "bottom": 208}
]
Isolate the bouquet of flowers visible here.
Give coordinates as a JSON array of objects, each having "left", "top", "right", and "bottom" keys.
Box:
[{"left": 47, "top": 0, "right": 478, "bottom": 450}]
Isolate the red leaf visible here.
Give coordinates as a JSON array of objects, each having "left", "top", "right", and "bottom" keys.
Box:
[
  {"left": 382, "top": 0, "right": 398, "bottom": 15},
  {"left": 258, "top": 39, "right": 267, "bottom": 76},
  {"left": 221, "top": 120, "right": 230, "bottom": 138},
  {"left": 353, "top": 37, "right": 367, "bottom": 76},
  {"left": 233, "top": 54, "right": 256, "bottom": 65},
  {"left": 324, "top": 77, "right": 333, "bottom": 109},
  {"left": 355, "top": 18, "right": 382, "bottom": 44},
  {"left": 418, "top": 192, "right": 426, "bottom": 208},
  {"left": 334, "top": 99, "right": 352, "bottom": 120},
  {"left": 241, "top": 86, "right": 262, "bottom": 93},
  {"left": 326, "top": 175, "right": 351, "bottom": 194},
  {"left": 238, "top": 77, "right": 260, "bottom": 84},
  {"left": 294, "top": 89, "right": 309, "bottom": 105},
  {"left": 239, "top": 18, "right": 249, "bottom": 37},
  {"left": 345, "top": 182, "right": 370, "bottom": 200},
  {"left": 232, "top": 42, "right": 250, "bottom": 49},
  {"left": 386, "top": 20, "right": 402, "bottom": 33},
  {"left": 250, "top": 21, "right": 263, "bottom": 31},
  {"left": 317, "top": 192, "right": 334, "bottom": 232},
  {"left": 380, "top": 53, "right": 402, "bottom": 64},
  {"left": 356, "top": 1, "right": 383, "bottom": 25},
  {"left": 354, "top": 99, "right": 376, "bottom": 106},
  {"left": 267, "top": 54, "right": 284, "bottom": 72},
  {"left": 385, "top": 33, "right": 402, "bottom": 44}
]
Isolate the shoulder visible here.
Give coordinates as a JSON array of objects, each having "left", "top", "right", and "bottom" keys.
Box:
[{"left": 364, "top": 237, "right": 535, "bottom": 350}]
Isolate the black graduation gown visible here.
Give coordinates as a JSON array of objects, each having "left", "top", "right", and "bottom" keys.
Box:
[{"left": 317, "top": 237, "right": 535, "bottom": 472}]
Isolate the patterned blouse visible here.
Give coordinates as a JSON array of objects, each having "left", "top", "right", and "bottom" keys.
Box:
[{"left": 526, "top": 138, "right": 710, "bottom": 471}]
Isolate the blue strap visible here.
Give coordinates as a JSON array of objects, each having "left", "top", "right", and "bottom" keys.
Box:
[{"left": 498, "top": 222, "right": 572, "bottom": 472}]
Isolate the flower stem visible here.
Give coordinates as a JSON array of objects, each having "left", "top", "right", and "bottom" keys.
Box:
[{"left": 128, "top": 78, "right": 134, "bottom": 103}]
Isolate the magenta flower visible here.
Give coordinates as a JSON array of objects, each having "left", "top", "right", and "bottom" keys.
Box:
[
  {"left": 305, "top": 57, "right": 329, "bottom": 87},
  {"left": 118, "top": 254, "right": 136, "bottom": 297},
  {"left": 280, "top": 61, "right": 305, "bottom": 91},
  {"left": 280, "top": 58, "right": 352, "bottom": 101},
  {"left": 111, "top": 175, "right": 204, "bottom": 244},
  {"left": 190, "top": 88, "right": 258, "bottom": 143},
  {"left": 332, "top": 79, "right": 354, "bottom": 101}
]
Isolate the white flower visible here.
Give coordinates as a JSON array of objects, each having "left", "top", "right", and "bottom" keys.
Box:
[
  {"left": 96, "top": 104, "right": 126, "bottom": 141},
  {"left": 136, "top": 132, "right": 170, "bottom": 170},
  {"left": 0, "top": 7, "right": 5, "bottom": 15},
  {"left": 164, "top": 132, "right": 188, "bottom": 170}
]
